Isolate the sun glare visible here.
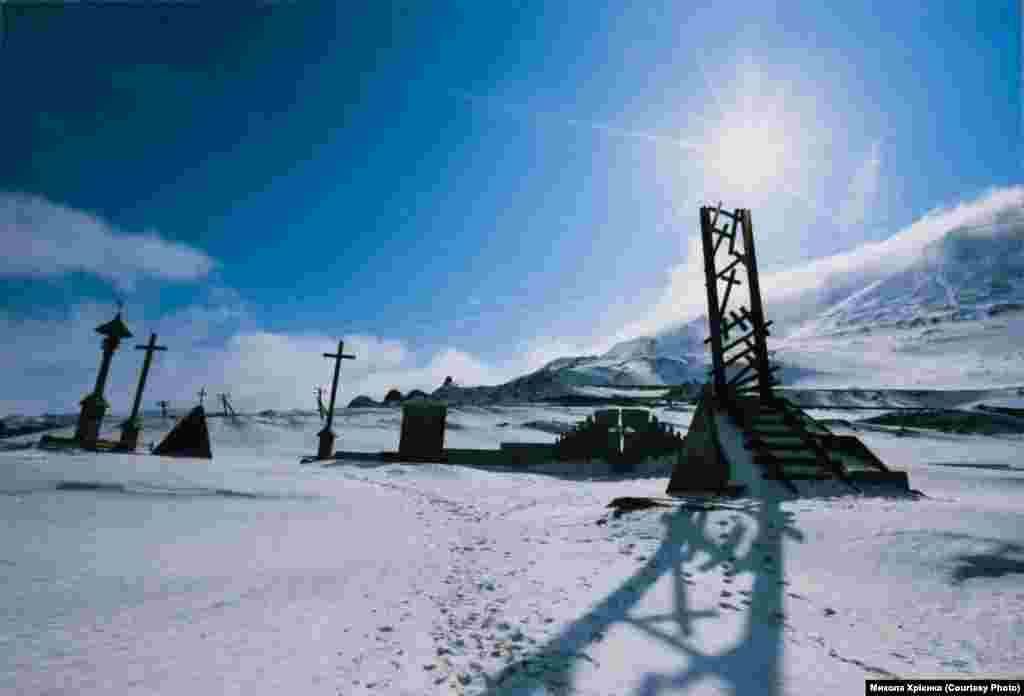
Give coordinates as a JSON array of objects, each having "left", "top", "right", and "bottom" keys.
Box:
[
  {"left": 704, "top": 110, "right": 793, "bottom": 199},
  {"left": 682, "top": 57, "right": 827, "bottom": 206}
]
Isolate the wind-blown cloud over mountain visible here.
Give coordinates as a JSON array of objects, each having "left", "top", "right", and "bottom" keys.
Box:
[
  {"left": 616, "top": 186, "right": 1024, "bottom": 343},
  {"left": 498, "top": 186, "right": 1024, "bottom": 395}
]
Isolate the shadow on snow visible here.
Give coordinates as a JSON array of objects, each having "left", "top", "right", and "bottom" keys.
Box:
[{"left": 478, "top": 492, "right": 805, "bottom": 695}]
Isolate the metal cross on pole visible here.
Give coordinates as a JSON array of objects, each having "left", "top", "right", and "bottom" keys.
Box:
[
  {"left": 198, "top": 387, "right": 207, "bottom": 407},
  {"left": 317, "top": 339, "right": 356, "bottom": 460},
  {"left": 118, "top": 333, "right": 167, "bottom": 450}
]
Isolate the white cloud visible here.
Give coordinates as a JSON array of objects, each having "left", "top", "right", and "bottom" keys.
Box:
[
  {"left": 0, "top": 192, "right": 217, "bottom": 289},
  {"left": 837, "top": 140, "right": 883, "bottom": 231},
  {"left": 0, "top": 292, "right": 519, "bottom": 416},
  {"left": 618, "top": 185, "right": 1024, "bottom": 340}
]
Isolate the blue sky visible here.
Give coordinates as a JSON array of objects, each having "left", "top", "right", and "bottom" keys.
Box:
[{"left": 1, "top": 1, "right": 1021, "bottom": 413}]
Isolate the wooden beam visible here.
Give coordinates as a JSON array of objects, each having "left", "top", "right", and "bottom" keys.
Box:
[
  {"left": 724, "top": 345, "right": 756, "bottom": 368},
  {"left": 717, "top": 268, "right": 740, "bottom": 321},
  {"left": 704, "top": 307, "right": 752, "bottom": 343},
  {"left": 716, "top": 255, "right": 743, "bottom": 280},
  {"left": 700, "top": 207, "right": 727, "bottom": 397},
  {"left": 738, "top": 209, "right": 775, "bottom": 401},
  {"left": 712, "top": 221, "right": 733, "bottom": 256}
]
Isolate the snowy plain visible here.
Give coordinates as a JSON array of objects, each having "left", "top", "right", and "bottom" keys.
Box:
[{"left": 2, "top": 402, "right": 1022, "bottom": 696}]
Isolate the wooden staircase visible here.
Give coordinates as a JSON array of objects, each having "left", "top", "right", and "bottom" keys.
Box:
[
  {"left": 732, "top": 396, "right": 908, "bottom": 492},
  {"left": 667, "top": 203, "right": 910, "bottom": 497}
]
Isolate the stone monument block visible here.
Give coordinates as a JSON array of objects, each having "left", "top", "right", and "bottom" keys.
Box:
[{"left": 398, "top": 401, "right": 447, "bottom": 462}]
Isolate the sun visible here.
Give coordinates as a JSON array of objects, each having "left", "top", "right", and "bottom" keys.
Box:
[{"left": 703, "top": 107, "right": 794, "bottom": 200}]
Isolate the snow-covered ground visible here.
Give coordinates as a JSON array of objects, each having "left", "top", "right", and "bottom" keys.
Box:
[{"left": 2, "top": 406, "right": 1022, "bottom": 695}]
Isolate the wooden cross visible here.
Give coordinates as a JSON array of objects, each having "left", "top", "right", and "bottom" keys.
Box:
[
  {"left": 128, "top": 333, "right": 167, "bottom": 422},
  {"left": 322, "top": 340, "right": 356, "bottom": 429},
  {"left": 198, "top": 387, "right": 207, "bottom": 406},
  {"left": 315, "top": 386, "right": 326, "bottom": 420}
]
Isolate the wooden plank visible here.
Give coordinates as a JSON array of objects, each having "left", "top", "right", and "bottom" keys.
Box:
[
  {"left": 738, "top": 209, "right": 774, "bottom": 402},
  {"left": 725, "top": 348, "right": 756, "bottom": 372},
  {"left": 722, "top": 327, "right": 762, "bottom": 354},
  {"left": 700, "top": 207, "right": 727, "bottom": 397},
  {"left": 716, "top": 255, "right": 743, "bottom": 279},
  {"left": 727, "top": 360, "right": 756, "bottom": 387},
  {"left": 704, "top": 308, "right": 752, "bottom": 344},
  {"left": 717, "top": 268, "right": 740, "bottom": 320},
  {"left": 712, "top": 222, "right": 733, "bottom": 256},
  {"left": 713, "top": 205, "right": 737, "bottom": 222}
]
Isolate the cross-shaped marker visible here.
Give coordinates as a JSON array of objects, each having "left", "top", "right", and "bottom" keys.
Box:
[
  {"left": 198, "top": 387, "right": 207, "bottom": 406},
  {"left": 322, "top": 340, "right": 356, "bottom": 430},
  {"left": 127, "top": 333, "right": 167, "bottom": 422}
]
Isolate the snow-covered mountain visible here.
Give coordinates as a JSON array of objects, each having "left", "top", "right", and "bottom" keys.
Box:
[
  {"left": 435, "top": 204, "right": 1024, "bottom": 401},
  {"left": 787, "top": 212, "right": 1024, "bottom": 339},
  {"left": 772, "top": 210, "right": 1024, "bottom": 388},
  {"left": 430, "top": 339, "right": 708, "bottom": 404}
]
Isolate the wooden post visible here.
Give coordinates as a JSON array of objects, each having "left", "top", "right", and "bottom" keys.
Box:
[
  {"left": 317, "top": 339, "right": 356, "bottom": 459},
  {"left": 118, "top": 333, "right": 166, "bottom": 451},
  {"left": 315, "top": 387, "right": 327, "bottom": 421},
  {"left": 700, "top": 207, "right": 727, "bottom": 399},
  {"left": 217, "top": 393, "right": 236, "bottom": 417},
  {"left": 739, "top": 209, "right": 775, "bottom": 403}
]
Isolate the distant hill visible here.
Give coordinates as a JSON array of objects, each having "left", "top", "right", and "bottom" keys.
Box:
[{"left": 434, "top": 207, "right": 1024, "bottom": 401}]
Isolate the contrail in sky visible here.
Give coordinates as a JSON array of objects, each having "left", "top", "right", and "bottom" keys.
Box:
[{"left": 449, "top": 87, "right": 705, "bottom": 153}]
